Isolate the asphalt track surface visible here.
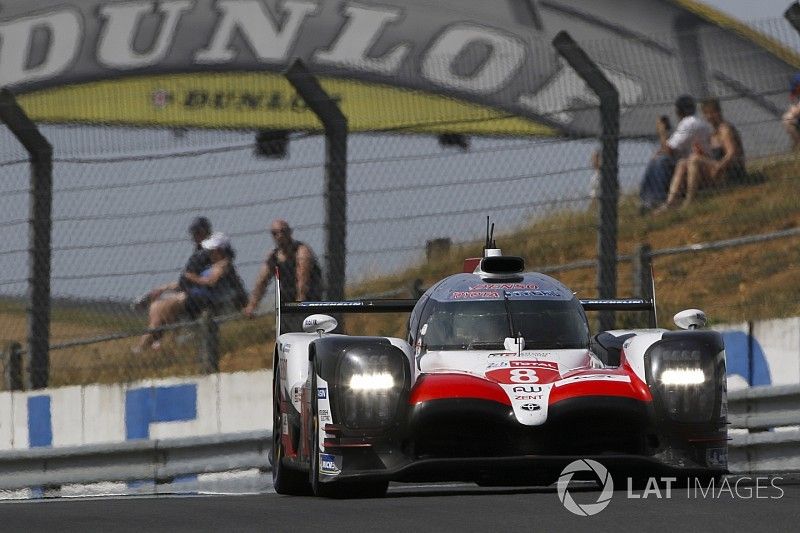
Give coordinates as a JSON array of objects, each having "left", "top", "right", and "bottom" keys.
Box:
[{"left": 0, "top": 477, "right": 797, "bottom": 533}]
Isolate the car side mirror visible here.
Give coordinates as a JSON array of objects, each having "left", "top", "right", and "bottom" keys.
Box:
[
  {"left": 303, "top": 314, "right": 338, "bottom": 335},
  {"left": 504, "top": 336, "right": 525, "bottom": 352},
  {"left": 673, "top": 309, "right": 707, "bottom": 330}
]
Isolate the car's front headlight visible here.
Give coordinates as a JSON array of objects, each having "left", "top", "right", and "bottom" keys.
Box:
[
  {"left": 646, "top": 333, "right": 724, "bottom": 423},
  {"left": 349, "top": 372, "right": 395, "bottom": 391},
  {"left": 337, "top": 346, "right": 407, "bottom": 429},
  {"left": 660, "top": 367, "right": 706, "bottom": 386}
]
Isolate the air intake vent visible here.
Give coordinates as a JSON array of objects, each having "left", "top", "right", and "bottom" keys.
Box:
[{"left": 475, "top": 256, "right": 525, "bottom": 280}]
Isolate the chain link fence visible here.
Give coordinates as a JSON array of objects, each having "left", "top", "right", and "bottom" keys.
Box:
[{"left": 1, "top": 17, "right": 800, "bottom": 389}]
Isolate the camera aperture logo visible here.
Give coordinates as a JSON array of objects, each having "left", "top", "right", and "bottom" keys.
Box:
[{"left": 557, "top": 459, "right": 614, "bottom": 516}]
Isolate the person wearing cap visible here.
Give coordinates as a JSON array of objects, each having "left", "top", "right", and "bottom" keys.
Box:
[
  {"left": 639, "top": 95, "right": 712, "bottom": 212},
  {"left": 134, "top": 216, "right": 213, "bottom": 312},
  {"left": 135, "top": 231, "right": 247, "bottom": 351},
  {"left": 782, "top": 73, "right": 800, "bottom": 149},
  {"left": 244, "top": 219, "right": 323, "bottom": 331}
]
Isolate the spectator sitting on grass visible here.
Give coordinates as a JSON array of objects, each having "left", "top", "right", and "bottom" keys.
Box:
[
  {"left": 638, "top": 95, "right": 711, "bottom": 213},
  {"left": 782, "top": 73, "right": 800, "bottom": 150},
  {"left": 659, "top": 97, "right": 745, "bottom": 210}
]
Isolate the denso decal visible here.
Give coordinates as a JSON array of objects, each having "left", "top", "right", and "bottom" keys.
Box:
[
  {"left": 469, "top": 283, "right": 540, "bottom": 290},
  {"left": 320, "top": 453, "right": 340, "bottom": 475},
  {"left": 451, "top": 290, "right": 500, "bottom": 299}
]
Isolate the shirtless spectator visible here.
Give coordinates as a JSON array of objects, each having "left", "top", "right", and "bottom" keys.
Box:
[
  {"left": 660, "top": 98, "right": 745, "bottom": 210},
  {"left": 782, "top": 73, "right": 800, "bottom": 150},
  {"left": 244, "top": 219, "right": 323, "bottom": 333}
]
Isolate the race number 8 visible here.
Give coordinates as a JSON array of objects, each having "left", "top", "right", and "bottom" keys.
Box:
[{"left": 510, "top": 369, "right": 539, "bottom": 383}]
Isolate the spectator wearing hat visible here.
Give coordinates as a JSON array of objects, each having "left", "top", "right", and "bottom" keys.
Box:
[
  {"left": 135, "top": 216, "right": 213, "bottom": 310},
  {"left": 135, "top": 231, "right": 247, "bottom": 352},
  {"left": 782, "top": 73, "right": 800, "bottom": 149},
  {"left": 639, "top": 95, "right": 712, "bottom": 212}
]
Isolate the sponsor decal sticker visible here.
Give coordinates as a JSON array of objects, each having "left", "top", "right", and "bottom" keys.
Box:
[
  {"left": 707, "top": 447, "right": 728, "bottom": 467},
  {"left": 555, "top": 374, "right": 631, "bottom": 387},
  {"left": 515, "top": 395, "right": 543, "bottom": 401},
  {"left": 504, "top": 290, "right": 562, "bottom": 298},
  {"left": 451, "top": 290, "right": 500, "bottom": 299},
  {"left": 319, "top": 409, "right": 332, "bottom": 424},
  {"left": 512, "top": 385, "right": 543, "bottom": 393},
  {"left": 317, "top": 387, "right": 327, "bottom": 399},
  {"left": 520, "top": 403, "right": 541, "bottom": 411},
  {"left": 320, "top": 453, "right": 340, "bottom": 476},
  {"left": 469, "top": 283, "right": 540, "bottom": 290}
]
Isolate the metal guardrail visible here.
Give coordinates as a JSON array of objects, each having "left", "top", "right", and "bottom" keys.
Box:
[
  {"left": 0, "top": 430, "right": 271, "bottom": 491},
  {"left": 728, "top": 384, "right": 800, "bottom": 473}
]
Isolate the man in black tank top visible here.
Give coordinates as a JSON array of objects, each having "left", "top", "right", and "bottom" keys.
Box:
[{"left": 244, "top": 220, "right": 323, "bottom": 329}]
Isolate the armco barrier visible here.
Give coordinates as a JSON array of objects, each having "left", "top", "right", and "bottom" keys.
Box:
[
  {"left": 0, "top": 430, "right": 270, "bottom": 491},
  {"left": 728, "top": 384, "right": 800, "bottom": 474}
]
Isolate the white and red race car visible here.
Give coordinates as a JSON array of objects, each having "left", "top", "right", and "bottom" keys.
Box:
[{"left": 271, "top": 248, "right": 728, "bottom": 497}]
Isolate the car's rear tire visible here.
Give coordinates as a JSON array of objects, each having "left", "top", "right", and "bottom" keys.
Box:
[
  {"left": 309, "top": 365, "right": 388, "bottom": 499},
  {"left": 272, "top": 362, "right": 311, "bottom": 495}
]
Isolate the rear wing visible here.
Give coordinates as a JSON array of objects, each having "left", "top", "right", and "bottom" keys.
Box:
[
  {"left": 280, "top": 297, "right": 654, "bottom": 317},
  {"left": 580, "top": 298, "right": 656, "bottom": 328},
  {"left": 280, "top": 299, "right": 418, "bottom": 314}
]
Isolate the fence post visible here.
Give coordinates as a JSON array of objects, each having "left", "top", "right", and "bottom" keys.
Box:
[
  {"left": 284, "top": 60, "right": 348, "bottom": 304},
  {"left": 1, "top": 341, "right": 23, "bottom": 391},
  {"left": 552, "top": 32, "right": 620, "bottom": 331},
  {"left": 785, "top": 2, "right": 800, "bottom": 33},
  {"left": 198, "top": 311, "right": 219, "bottom": 374},
  {"left": 632, "top": 243, "right": 656, "bottom": 328},
  {"left": 0, "top": 89, "right": 52, "bottom": 389}
]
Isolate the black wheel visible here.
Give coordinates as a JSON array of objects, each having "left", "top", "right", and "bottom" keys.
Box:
[
  {"left": 309, "top": 365, "right": 388, "bottom": 499},
  {"left": 272, "top": 359, "right": 311, "bottom": 495}
]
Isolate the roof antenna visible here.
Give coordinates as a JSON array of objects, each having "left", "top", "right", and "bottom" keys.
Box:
[{"left": 483, "top": 218, "right": 501, "bottom": 257}]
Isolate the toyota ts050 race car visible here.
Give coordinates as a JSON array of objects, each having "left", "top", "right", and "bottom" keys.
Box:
[{"left": 270, "top": 248, "right": 727, "bottom": 498}]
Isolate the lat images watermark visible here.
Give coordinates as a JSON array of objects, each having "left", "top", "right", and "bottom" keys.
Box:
[{"left": 557, "top": 460, "right": 785, "bottom": 517}]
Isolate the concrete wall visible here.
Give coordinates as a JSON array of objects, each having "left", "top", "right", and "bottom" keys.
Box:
[
  {"left": 715, "top": 317, "right": 800, "bottom": 391},
  {"left": 0, "top": 370, "right": 271, "bottom": 451}
]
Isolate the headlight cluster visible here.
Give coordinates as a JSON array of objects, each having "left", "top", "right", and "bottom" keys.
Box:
[
  {"left": 648, "top": 342, "right": 720, "bottom": 423},
  {"left": 337, "top": 347, "right": 405, "bottom": 429}
]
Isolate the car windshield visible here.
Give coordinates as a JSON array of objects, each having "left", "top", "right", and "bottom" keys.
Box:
[{"left": 421, "top": 299, "right": 588, "bottom": 351}]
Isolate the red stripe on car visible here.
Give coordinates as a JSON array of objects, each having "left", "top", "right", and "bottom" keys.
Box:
[
  {"left": 549, "top": 363, "right": 652, "bottom": 404},
  {"left": 409, "top": 373, "right": 511, "bottom": 405}
]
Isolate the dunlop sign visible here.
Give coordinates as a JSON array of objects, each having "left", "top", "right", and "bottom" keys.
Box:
[{"left": 0, "top": 0, "right": 794, "bottom": 135}]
